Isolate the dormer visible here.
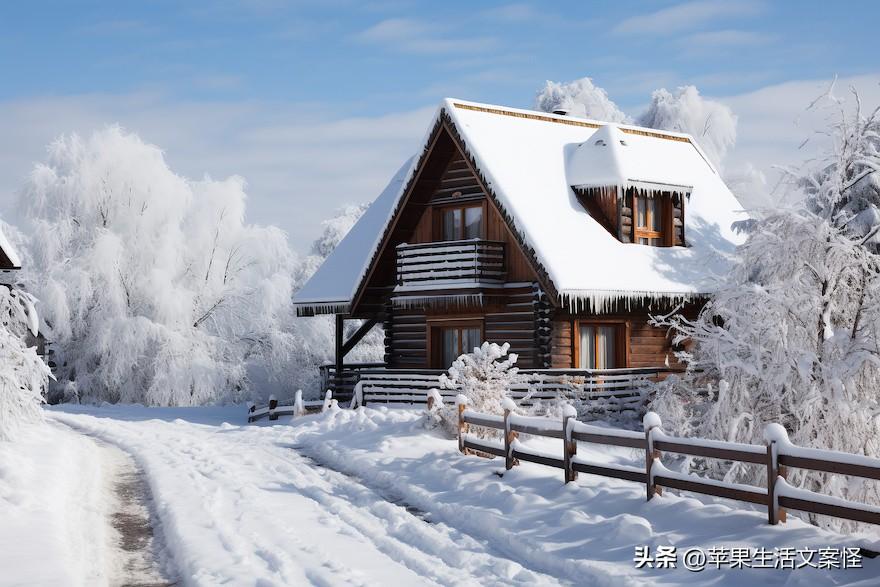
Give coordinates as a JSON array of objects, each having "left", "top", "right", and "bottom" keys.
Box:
[{"left": 568, "top": 124, "right": 690, "bottom": 247}]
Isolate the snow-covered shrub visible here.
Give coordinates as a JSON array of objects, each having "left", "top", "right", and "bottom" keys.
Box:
[
  {"left": 21, "top": 127, "right": 297, "bottom": 405},
  {"left": 435, "top": 342, "right": 523, "bottom": 438},
  {"left": 535, "top": 77, "right": 629, "bottom": 123},
  {"left": 0, "top": 288, "right": 52, "bottom": 441},
  {"left": 650, "top": 92, "right": 880, "bottom": 530}
]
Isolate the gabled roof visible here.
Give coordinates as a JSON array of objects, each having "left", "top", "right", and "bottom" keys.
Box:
[{"left": 294, "top": 98, "right": 747, "bottom": 315}]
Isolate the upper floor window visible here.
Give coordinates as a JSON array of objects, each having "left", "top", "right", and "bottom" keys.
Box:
[
  {"left": 442, "top": 204, "right": 483, "bottom": 241},
  {"left": 634, "top": 195, "right": 665, "bottom": 246}
]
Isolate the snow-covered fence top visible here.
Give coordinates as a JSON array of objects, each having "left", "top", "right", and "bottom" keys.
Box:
[{"left": 455, "top": 397, "right": 880, "bottom": 529}]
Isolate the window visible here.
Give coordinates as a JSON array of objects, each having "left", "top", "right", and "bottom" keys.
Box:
[
  {"left": 430, "top": 321, "right": 483, "bottom": 368},
  {"left": 578, "top": 323, "right": 620, "bottom": 369},
  {"left": 441, "top": 204, "right": 483, "bottom": 241},
  {"left": 441, "top": 325, "right": 481, "bottom": 368},
  {"left": 634, "top": 195, "right": 665, "bottom": 246}
]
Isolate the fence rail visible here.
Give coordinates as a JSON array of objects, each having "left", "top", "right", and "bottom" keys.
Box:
[
  {"left": 247, "top": 390, "right": 335, "bottom": 423},
  {"left": 449, "top": 395, "right": 880, "bottom": 528}
]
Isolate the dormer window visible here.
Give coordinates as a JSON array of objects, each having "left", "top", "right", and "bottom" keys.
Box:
[{"left": 634, "top": 194, "right": 665, "bottom": 246}]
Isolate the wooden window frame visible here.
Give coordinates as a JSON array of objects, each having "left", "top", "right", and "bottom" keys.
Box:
[
  {"left": 433, "top": 201, "right": 487, "bottom": 242},
  {"left": 633, "top": 194, "right": 673, "bottom": 247},
  {"left": 427, "top": 317, "right": 484, "bottom": 369},
  {"left": 573, "top": 320, "right": 630, "bottom": 369}
]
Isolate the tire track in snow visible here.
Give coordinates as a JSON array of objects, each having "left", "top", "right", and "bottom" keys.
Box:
[{"left": 53, "top": 422, "right": 177, "bottom": 586}]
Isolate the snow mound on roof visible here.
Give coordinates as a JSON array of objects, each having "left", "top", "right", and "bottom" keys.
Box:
[{"left": 567, "top": 124, "right": 693, "bottom": 192}]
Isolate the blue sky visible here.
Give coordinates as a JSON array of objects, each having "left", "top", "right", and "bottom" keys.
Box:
[{"left": 2, "top": 1, "right": 879, "bottom": 250}]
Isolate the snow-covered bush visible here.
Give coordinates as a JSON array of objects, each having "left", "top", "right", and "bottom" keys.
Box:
[
  {"left": 535, "top": 77, "right": 629, "bottom": 123},
  {"left": 21, "top": 127, "right": 297, "bottom": 405},
  {"left": 0, "top": 288, "right": 52, "bottom": 441},
  {"left": 435, "top": 342, "right": 523, "bottom": 438},
  {"left": 651, "top": 92, "right": 880, "bottom": 530}
]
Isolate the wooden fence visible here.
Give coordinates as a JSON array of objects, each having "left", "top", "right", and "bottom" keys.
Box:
[
  {"left": 247, "top": 390, "right": 335, "bottom": 423},
  {"left": 449, "top": 395, "right": 880, "bottom": 528}
]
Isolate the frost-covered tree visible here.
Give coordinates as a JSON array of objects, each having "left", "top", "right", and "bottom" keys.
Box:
[
  {"left": 638, "top": 85, "right": 737, "bottom": 168},
  {"left": 535, "top": 77, "right": 629, "bottom": 123},
  {"left": 0, "top": 287, "right": 52, "bottom": 440},
  {"left": 435, "top": 342, "right": 523, "bottom": 437},
  {"left": 651, "top": 92, "right": 880, "bottom": 530},
  {"left": 21, "top": 126, "right": 297, "bottom": 405}
]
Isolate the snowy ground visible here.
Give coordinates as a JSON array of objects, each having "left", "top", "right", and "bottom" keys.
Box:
[{"left": 2, "top": 404, "right": 879, "bottom": 586}]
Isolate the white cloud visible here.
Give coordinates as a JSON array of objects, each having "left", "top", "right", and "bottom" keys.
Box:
[
  {"left": 684, "top": 29, "right": 773, "bottom": 48},
  {"left": 613, "top": 0, "right": 764, "bottom": 36},
  {"left": 356, "top": 17, "right": 497, "bottom": 54}
]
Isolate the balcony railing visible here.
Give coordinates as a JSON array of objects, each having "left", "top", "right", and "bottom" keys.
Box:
[
  {"left": 396, "top": 239, "right": 505, "bottom": 288},
  {"left": 320, "top": 363, "right": 679, "bottom": 409}
]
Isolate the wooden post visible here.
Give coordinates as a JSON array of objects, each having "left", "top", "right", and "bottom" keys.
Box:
[
  {"left": 766, "top": 440, "right": 779, "bottom": 525},
  {"left": 427, "top": 395, "right": 434, "bottom": 412},
  {"left": 457, "top": 396, "right": 468, "bottom": 454},
  {"left": 563, "top": 404, "right": 577, "bottom": 483},
  {"left": 644, "top": 412, "right": 662, "bottom": 500},
  {"left": 334, "top": 314, "right": 345, "bottom": 396},
  {"left": 503, "top": 408, "right": 518, "bottom": 470},
  {"left": 778, "top": 465, "right": 787, "bottom": 524},
  {"left": 764, "top": 423, "right": 789, "bottom": 525},
  {"left": 268, "top": 395, "right": 278, "bottom": 421},
  {"left": 247, "top": 402, "right": 256, "bottom": 423}
]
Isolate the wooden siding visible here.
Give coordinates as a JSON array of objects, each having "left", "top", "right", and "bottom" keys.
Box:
[
  {"left": 386, "top": 284, "right": 551, "bottom": 369},
  {"left": 407, "top": 151, "right": 538, "bottom": 284}
]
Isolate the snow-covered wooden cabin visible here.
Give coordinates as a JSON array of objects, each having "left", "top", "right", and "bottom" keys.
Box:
[{"left": 294, "top": 99, "right": 745, "bottom": 402}]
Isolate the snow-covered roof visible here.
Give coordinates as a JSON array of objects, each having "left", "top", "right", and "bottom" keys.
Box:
[
  {"left": 0, "top": 225, "right": 21, "bottom": 270},
  {"left": 294, "top": 98, "right": 746, "bottom": 315},
  {"left": 293, "top": 159, "right": 414, "bottom": 314}
]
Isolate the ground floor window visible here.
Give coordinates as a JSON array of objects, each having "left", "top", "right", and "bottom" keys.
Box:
[
  {"left": 430, "top": 320, "right": 483, "bottom": 368},
  {"left": 578, "top": 323, "right": 622, "bottom": 369}
]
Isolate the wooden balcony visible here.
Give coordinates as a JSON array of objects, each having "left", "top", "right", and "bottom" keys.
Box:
[{"left": 395, "top": 239, "right": 505, "bottom": 288}]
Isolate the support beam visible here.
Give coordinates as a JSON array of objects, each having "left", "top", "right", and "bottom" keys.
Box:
[
  {"left": 334, "top": 314, "right": 345, "bottom": 392},
  {"left": 341, "top": 317, "right": 379, "bottom": 356}
]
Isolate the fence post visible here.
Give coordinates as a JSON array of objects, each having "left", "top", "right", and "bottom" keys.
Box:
[
  {"left": 268, "top": 395, "right": 278, "bottom": 421},
  {"left": 350, "top": 381, "right": 364, "bottom": 409},
  {"left": 644, "top": 412, "right": 662, "bottom": 500},
  {"left": 247, "top": 402, "right": 256, "bottom": 423},
  {"left": 563, "top": 404, "right": 578, "bottom": 483},
  {"left": 764, "top": 423, "right": 789, "bottom": 524},
  {"left": 293, "top": 390, "right": 304, "bottom": 418},
  {"left": 502, "top": 397, "right": 518, "bottom": 470},
  {"left": 456, "top": 395, "right": 469, "bottom": 454}
]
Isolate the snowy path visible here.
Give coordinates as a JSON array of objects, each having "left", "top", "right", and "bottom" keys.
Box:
[
  {"left": 37, "top": 405, "right": 880, "bottom": 587},
  {"left": 49, "top": 410, "right": 564, "bottom": 586}
]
